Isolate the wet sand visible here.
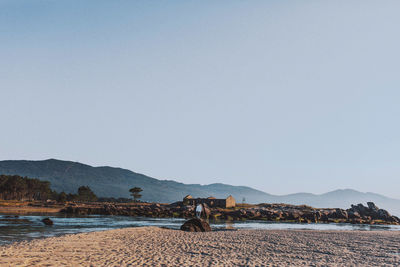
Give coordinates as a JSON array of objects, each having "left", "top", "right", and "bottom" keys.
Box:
[
  {"left": 0, "top": 200, "right": 62, "bottom": 214},
  {"left": 1, "top": 227, "right": 399, "bottom": 266}
]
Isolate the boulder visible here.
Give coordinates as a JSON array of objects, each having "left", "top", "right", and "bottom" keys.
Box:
[
  {"left": 350, "top": 218, "right": 363, "bottom": 224},
  {"left": 286, "top": 211, "right": 301, "bottom": 221},
  {"left": 201, "top": 203, "right": 211, "bottom": 219},
  {"left": 42, "top": 218, "right": 53, "bottom": 226},
  {"left": 367, "top": 202, "right": 379, "bottom": 211},
  {"left": 377, "top": 209, "right": 391, "bottom": 220},
  {"left": 314, "top": 211, "right": 322, "bottom": 220},
  {"left": 302, "top": 212, "right": 318, "bottom": 223},
  {"left": 333, "top": 209, "right": 348, "bottom": 219},
  {"left": 392, "top": 216, "right": 400, "bottom": 223},
  {"left": 180, "top": 218, "right": 212, "bottom": 232},
  {"left": 248, "top": 209, "right": 261, "bottom": 218},
  {"left": 348, "top": 211, "right": 361, "bottom": 219},
  {"left": 347, "top": 202, "right": 396, "bottom": 223},
  {"left": 348, "top": 203, "right": 370, "bottom": 217},
  {"left": 354, "top": 204, "right": 368, "bottom": 215}
]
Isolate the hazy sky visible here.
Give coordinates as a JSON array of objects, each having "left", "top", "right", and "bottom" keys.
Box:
[{"left": 1, "top": 1, "right": 400, "bottom": 198}]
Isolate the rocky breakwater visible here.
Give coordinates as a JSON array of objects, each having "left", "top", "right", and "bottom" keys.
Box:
[
  {"left": 61, "top": 202, "right": 196, "bottom": 218},
  {"left": 60, "top": 201, "right": 400, "bottom": 225},
  {"left": 208, "top": 202, "right": 400, "bottom": 225}
]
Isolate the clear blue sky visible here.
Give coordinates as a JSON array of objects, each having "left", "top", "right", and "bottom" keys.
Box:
[{"left": 1, "top": 1, "right": 400, "bottom": 198}]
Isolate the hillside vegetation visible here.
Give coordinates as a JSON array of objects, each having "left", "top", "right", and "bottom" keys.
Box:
[{"left": 1, "top": 159, "right": 400, "bottom": 215}]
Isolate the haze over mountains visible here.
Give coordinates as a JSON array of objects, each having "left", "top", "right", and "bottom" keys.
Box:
[{"left": 1, "top": 159, "right": 399, "bottom": 215}]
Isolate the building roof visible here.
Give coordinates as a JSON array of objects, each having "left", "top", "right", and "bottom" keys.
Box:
[{"left": 182, "top": 195, "right": 235, "bottom": 201}]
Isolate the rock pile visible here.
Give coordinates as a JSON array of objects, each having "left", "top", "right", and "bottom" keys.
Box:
[
  {"left": 346, "top": 202, "right": 399, "bottom": 223},
  {"left": 62, "top": 203, "right": 196, "bottom": 218},
  {"left": 180, "top": 218, "right": 212, "bottom": 232}
]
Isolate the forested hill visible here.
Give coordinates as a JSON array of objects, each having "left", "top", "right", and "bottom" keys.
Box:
[
  {"left": 1, "top": 159, "right": 400, "bottom": 216},
  {"left": 0, "top": 159, "right": 270, "bottom": 203}
]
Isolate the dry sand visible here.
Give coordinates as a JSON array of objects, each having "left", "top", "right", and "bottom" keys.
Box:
[{"left": 1, "top": 227, "right": 400, "bottom": 266}]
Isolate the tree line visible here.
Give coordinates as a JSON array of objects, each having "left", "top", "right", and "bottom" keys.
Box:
[
  {"left": 0, "top": 175, "right": 53, "bottom": 201},
  {"left": 0, "top": 175, "right": 97, "bottom": 202},
  {"left": 0, "top": 174, "right": 143, "bottom": 203}
]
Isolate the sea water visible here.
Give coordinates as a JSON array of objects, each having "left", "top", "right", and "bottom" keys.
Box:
[{"left": 1, "top": 214, "right": 400, "bottom": 245}]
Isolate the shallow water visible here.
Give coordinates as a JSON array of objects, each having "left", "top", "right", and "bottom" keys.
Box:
[{"left": 1, "top": 214, "right": 399, "bottom": 245}]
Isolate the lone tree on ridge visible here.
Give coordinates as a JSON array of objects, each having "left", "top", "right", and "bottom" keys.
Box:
[{"left": 129, "top": 187, "right": 143, "bottom": 202}]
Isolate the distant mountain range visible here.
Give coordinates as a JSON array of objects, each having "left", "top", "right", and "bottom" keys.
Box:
[{"left": 1, "top": 159, "right": 399, "bottom": 215}]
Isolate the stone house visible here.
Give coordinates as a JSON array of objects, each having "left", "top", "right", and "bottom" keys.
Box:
[{"left": 183, "top": 195, "right": 236, "bottom": 208}]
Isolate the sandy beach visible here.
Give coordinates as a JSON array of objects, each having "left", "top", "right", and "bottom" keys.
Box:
[{"left": 0, "top": 227, "right": 399, "bottom": 266}]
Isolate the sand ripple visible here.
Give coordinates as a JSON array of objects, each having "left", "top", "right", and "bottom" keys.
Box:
[{"left": 1, "top": 227, "right": 400, "bottom": 266}]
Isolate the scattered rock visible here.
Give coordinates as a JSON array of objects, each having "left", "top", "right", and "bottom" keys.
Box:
[
  {"left": 42, "top": 218, "right": 53, "bottom": 226},
  {"left": 4, "top": 215, "right": 19, "bottom": 218},
  {"left": 180, "top": 218, "right": 212, "bottom": 232}
]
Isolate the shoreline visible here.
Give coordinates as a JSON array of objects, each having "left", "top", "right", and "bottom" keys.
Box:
[
  {"left": 2, "top": 223, "right": 397, "bottom": 247},
  {"left": 1, "top": 227, "right": 400, "bottom": 266},
  {"left": 2, "top": 200, "right": 399, "bottom": 226},
  {"left": 0, "top": 201, "right": 63, "bottom": 214},
  {"left": 1, "top": 225, "right": 400, "bottom": 246},
  {"left": 2, "top": 212, "right": 400, "bottom": 247}
]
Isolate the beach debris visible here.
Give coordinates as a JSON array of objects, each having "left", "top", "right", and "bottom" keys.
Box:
[
  {"left": 42, "top": 218, "right": 54, "bottom": 225},
  {"left": 180, "top": 218, "right": 212, "bottom": 232}
]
